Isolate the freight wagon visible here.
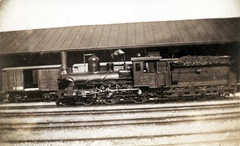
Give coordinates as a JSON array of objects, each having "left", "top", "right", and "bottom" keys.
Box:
[{"left": 1, "top": 65, "right": 60, "bottom": 102}]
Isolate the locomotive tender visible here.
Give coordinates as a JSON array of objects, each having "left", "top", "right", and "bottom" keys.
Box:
[{"left": 56, "top": 50, "right": 237, "bottom": 105}]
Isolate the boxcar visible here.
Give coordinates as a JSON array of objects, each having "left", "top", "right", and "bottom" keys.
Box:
[{"left": 1, "top": 65, "right": 60, "bottom": 102}]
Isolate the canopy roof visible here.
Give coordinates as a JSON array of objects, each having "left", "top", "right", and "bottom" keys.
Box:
[{"left": 0, "top": 18, "right": 239, "bottom": 55}]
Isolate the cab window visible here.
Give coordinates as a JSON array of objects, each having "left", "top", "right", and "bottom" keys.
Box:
[
  {"left": 135, "top": 63, "right": 141, "bottom": 72},
  {"left": 144, "top": 61, "right": 157, "bottom": 73}
]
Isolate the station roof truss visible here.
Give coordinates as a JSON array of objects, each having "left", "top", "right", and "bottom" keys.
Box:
[{"left": 0, "top": 17, "right": 239, "bottom": 55}]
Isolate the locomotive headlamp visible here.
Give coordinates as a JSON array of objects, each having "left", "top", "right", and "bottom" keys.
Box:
[
  {"left": 113, "top": 51, "right": 118, "bottom": 56},
  {"left": 113, "top": 49, "right": 125, "bottom": 56},
  {"left": 117, "top": 49, "right": 125, "bottom": 55}
]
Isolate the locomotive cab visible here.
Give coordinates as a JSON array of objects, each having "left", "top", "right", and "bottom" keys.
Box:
[{"left": 131, "top": 56, "right": 166, "bottom": 88}]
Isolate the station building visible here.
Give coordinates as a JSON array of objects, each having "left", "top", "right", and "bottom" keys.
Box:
[{"left": 0, "top": 18, "right": 240, "bottom": 89}]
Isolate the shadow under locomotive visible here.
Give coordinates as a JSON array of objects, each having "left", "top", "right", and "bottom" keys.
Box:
[{"left": 56, "top": 50, "right": 237, "bottom": 106}]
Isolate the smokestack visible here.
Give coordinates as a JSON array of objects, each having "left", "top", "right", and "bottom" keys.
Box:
[{"left": 60, "top": 51, "right": 67, "bottom": 74}]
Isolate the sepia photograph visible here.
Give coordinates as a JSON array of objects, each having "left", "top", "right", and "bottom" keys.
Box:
[{"left": 0, "top": 0, "right": 240, "bottom": 145}]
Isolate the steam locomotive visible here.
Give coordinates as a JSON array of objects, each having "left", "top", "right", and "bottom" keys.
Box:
[{"left": 56, "top": 50, "right": 237, "bottom": 105}]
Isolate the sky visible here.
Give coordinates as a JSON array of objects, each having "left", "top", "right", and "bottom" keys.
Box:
[{"left": 0, "top": 0, "right": 240, "bottom": 32}]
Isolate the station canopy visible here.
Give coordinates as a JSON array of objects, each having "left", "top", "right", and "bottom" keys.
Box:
[{"left": 0, "top": 17, "right": 239, "bottom": 55}]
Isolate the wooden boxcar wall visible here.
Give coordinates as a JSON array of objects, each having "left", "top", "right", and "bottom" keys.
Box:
[
  {"left": 2, "top": 70, "right": 24, "bottom": 92},
  {"left": 38, "top": 69, "right": 59, "bottom": 91}
]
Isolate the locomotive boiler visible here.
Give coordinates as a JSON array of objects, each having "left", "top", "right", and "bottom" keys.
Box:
[{"left": 56, "top": 50, "right": 237, "bottom": 106}]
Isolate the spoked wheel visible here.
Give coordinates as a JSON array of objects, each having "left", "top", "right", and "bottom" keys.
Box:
[
  {"left": 197, "top": 90, "right": 208, "bottom": 101},
  {"left": 82, "top": 98, "right": 95, "bottom": 105},
  {"left": 103, "top": 96, "right": 120, "bottom": 105},
  {"left": 13, "top": 94, "right": 23, "bottom": 103},
  {"left": 42, "top": 93, "right": 53, "bottom": 102},
  {"left": 130, "top": 94, "right": 148, "bottom": 103},
  {"left": 82, "top": 95, "right": 96, "bottom": 105}
]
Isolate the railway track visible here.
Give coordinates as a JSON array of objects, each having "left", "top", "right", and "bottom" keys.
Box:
[{"left": 0, "top": 98, "right": 240, "bottom": 145}]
